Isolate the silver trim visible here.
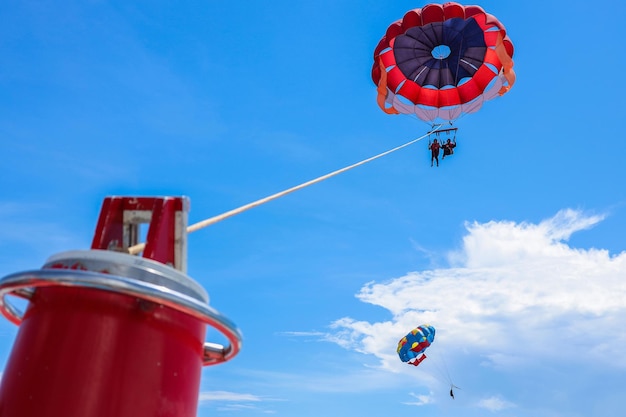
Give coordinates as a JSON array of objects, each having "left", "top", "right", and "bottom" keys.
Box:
[
  {"left": 0, "top": 269, "right": 242, "bottom": 366},
  {"left": 44, "top": 250, "right": 207, "bottom": 302}
]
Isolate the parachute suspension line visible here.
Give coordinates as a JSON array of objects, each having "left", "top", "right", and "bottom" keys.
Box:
[
  {"left": 429, "top": 344, "right": 459, "bottom": 397},
  {"left": 127, "top": 129, "right": 442, "bottom": 255},
  {"left": 428, "top": 350, "right": 453, "bottom": 386},
  {"left": 439, "top": 349, "right": 454, "bottom": 386}
]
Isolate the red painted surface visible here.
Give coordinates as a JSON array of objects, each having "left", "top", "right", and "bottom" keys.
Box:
[{"left": 0, "top": 286, "right": 206, "bottom": 417}]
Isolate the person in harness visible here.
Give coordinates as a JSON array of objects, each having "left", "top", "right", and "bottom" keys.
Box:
[
  {"left": 450, "top": 384, "right": 460, "bottom": 399},
  {"left": 428, "top": 139, "right": 441, "bottom": 167},
  {"left": 442, "top": 138, "right": 456, "bottom": 159}
]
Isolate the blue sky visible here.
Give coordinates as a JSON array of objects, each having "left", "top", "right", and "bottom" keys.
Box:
[{"left": 1, "top": 0, "right": 626, "bottom": 416}]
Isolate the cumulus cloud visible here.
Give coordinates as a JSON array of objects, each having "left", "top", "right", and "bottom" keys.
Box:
[{"left": 326, "top": 209, "right": 626, "bottom": 371}]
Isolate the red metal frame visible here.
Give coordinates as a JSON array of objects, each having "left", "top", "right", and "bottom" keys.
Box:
[{"left": 91, "top": 196, "right": 190, "bottom": 271}]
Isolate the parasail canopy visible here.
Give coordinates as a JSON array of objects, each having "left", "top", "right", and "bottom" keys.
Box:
[
  {"left": 372, "top": 2, "right": 515, "bottom": 123},
  {"left": 397, "top": 324, "right": 436, "bottom": 366}
]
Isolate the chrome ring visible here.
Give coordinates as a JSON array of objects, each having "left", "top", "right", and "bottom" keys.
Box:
[{"left": 0, "top": 269, "right": 242, "bottom": 366}]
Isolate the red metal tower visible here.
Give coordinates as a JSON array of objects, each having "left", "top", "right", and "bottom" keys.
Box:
[{"left": 0, "top": 196, "right": 242, "bottom": 417}]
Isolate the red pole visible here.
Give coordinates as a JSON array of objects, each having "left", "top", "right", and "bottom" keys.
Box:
[{"left": 0, "top": 197, "right": 241, "bottom": 417}]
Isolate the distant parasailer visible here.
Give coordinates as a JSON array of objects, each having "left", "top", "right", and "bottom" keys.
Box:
[
  {"left": 372, "top": 2, "right": 516, "bottom": 124},
  {"left": 397, "top": 324, "right": 436, "bottom": 367},
  {"left": 397, "top": 324, "right": 459, "bottom": 399}
]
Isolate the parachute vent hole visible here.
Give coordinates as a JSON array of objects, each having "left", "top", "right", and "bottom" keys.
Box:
[{"left": 431, "top": 45, "right": 451, "bottom": 59}]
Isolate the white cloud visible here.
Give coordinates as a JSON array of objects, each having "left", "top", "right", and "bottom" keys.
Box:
[
  {"left": 477, "top": 395, "right": 516, "bottom": 411},
  {"left": 403, "top": 391, "right": 435, "bottom": 406},
  {"left": 199, "top": 391, "right": 263, "bottom": 402},
  {"left": 454, "top": 208, "right": 607, "bottom": 268},
  {"left": 198, "top": 390, "right": 282, "bottom": 414},
  {"left": 198, "top": 391, "right": 267, "bottom": 413},
  {"left": 279, "top": 331, "right": 326, "bottom": 337},
  {"left": 326, "top": 209, "right": 626, "bottom": 372}
]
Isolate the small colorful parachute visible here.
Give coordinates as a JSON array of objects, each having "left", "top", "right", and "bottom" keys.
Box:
[
  {"left": 397, "top": 324, "right": 436, "bottom": 367},
  {"left": 372, "top": 2, "right": 515, "bottom": 123}
]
